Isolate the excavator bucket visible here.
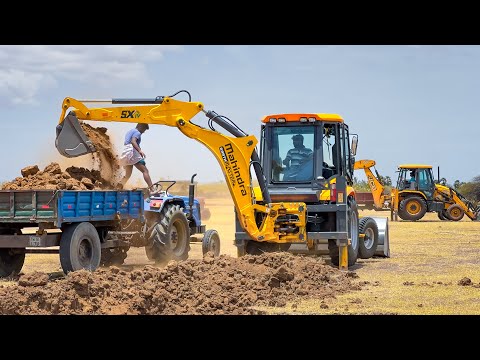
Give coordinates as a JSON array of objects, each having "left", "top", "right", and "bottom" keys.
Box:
[{"left": 55, "top": 113, "right": 97, "bottom": 157}]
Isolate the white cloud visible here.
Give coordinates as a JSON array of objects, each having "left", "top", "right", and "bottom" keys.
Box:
[{"left": 0, "top": 45, "right": 183, "bottom": 105}]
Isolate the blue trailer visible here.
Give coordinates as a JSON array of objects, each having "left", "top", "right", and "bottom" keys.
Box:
[{"left": 0, "top": 175, "right": 219, "bottom": 277}]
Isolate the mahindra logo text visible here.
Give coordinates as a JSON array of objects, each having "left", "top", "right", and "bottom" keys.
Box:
[{"left": 219, "top": 143, "right": 247, "bottom": 196}]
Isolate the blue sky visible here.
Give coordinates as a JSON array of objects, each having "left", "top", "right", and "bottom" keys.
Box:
[{"left": 1, "top": 45, "right": 478, "bottom": 186}]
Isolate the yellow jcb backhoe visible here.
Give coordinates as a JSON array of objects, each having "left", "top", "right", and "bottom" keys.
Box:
[
  {"left": 55, "top": 91, "right": 390, "bottom": 268},
  {"left": 354, "top": 160, "right": 480, "bottom": 222}
]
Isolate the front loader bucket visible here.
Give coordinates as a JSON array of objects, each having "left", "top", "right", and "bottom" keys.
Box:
[{"left": 55, "top": 113, "right": 97, "bottom": 157}]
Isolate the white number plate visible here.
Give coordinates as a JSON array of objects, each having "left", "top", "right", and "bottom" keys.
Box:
[{"left": 29, "top": 236, "right": 42, "bottom": 247}]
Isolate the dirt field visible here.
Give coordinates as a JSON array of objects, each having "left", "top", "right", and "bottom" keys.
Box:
[{"left": 1, "top": 195, "right": 480, "bottom": 314}]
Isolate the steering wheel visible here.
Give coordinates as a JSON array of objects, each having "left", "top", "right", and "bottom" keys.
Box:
[{"left": 151, "top": 181, "right": 163, "bottom": 192}]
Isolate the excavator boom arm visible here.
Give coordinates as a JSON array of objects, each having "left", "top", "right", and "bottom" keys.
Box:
[{"left": 55, "top": 96, "right": 307, "bottom": 243}]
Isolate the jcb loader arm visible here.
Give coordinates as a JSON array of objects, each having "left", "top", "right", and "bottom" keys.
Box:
[{"left": 55, "top": 94, "right": 307, "bottom": 244}]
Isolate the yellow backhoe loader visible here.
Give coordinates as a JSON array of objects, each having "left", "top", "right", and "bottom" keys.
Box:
[
  {"left": 55, "top": 91, "right": 390, "bottom": 268},
  {"left": 354, "top": 160, "right": 480, "bottom": 222}
]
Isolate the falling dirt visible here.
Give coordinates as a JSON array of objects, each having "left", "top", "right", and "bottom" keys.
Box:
[
  {"left": 81, "top": 122, "right": 122, "bottom": 185},
  {"left": 0, "top": 252, "right": 363, "bottom": 315},
  {"left": 1, "top": 123, "right": 124, "bottom": 191}
]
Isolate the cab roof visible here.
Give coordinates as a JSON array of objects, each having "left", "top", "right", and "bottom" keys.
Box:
[
  {"left": 398, "top": 164, "right": 432, "bottom": 169},
  {"left": 261, "top": 113, "right": 344, "bottom": 123}
]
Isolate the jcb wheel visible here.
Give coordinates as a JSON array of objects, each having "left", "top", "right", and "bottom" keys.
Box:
[
  {"left": 398, "top": 196, "right": 427, "bottom": 221},
  {"left": 438, "top": 210, "right": 449, "bottom": 221},
  {"left": 358, "top": 217, "right": 379, "bottom": 259},
  {"left": 446, "top": 204, "right": 464, "bottom": 221}
]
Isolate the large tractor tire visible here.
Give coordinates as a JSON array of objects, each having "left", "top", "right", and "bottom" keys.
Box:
[
  {"left": 398, "top": 196, "right": 427, "bottom": 221},
  {"left": 0, "top": 249, "right": 25, "bottom": 278},
  {"left": 59, "top": 222, "right": 102, "bottom": 274},
  {"left": 329, "top": 199, "right": 359, "bottom": 267},
  {"left": 145, "top": 204, "right": 191, "bottom": 264},
  {"left": 202, "top": 229, "right": 220, "bottom": 257},
  {"left": 446, "top": 204, "right": 464, "bottom": 221},
  {"left": 358, "top": 217, "right": 379, "bottom": 259}
]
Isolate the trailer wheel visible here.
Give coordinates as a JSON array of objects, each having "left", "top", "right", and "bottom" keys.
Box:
[
  {"left": 147, "top": 204, "right": 191, "bottom": 264},
  {"left": 202, "top": 229, "right": 220, "bottom": 257},
  {"left": 446, "top": 204, "right": 464, "bottom": 221},
  {"left": 398, "top": 196, "right": 427, "bottom": 221},
  {"left": 329, "top": 199, "right": 359, "bottom": 267},
  {"left": 60, "top": 222, "right": 101, "bottom": 274},
  {"left": 358, "top": 217, "right": 379, "bottom": 259},
  {"left": 0, "top": 249, "right": 25, "bottom": 278}
]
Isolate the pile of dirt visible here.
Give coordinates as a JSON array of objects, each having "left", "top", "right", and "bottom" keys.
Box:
[
  {"left": 0, "top": 252, "right": 363, "bottom": 315},
  {"left": 0, "top": 162, "right": 115, "bottom": 191},
  {"left": 1, "top": 123, "right": 123, "bottom": 191}
]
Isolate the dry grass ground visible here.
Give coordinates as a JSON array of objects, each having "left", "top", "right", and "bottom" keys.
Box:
[{"left": 5, "top": 193, "right": 480, "bottom": 314}]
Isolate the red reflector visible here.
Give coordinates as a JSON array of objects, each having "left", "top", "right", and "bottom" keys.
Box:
[
  {"left": 41, "top": 205, "right": 50, "bottom": 209},
  {"left": 330, "top": 183, "right": 337, "bottom": 202},
  {"left": 68, "top": 205, "right": 72, "bottom": 209}
]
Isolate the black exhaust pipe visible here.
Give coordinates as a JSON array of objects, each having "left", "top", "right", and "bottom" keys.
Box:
[{"left": 188, "top": 174, "right": 197, "bottom": 219}]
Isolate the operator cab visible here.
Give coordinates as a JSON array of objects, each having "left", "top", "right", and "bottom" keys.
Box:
[
  {"left": 260, "top": 114, "right": 356, "bottom": 189},
  {"left": 396, "top": 165, "right": 435, "bottom": 198}
]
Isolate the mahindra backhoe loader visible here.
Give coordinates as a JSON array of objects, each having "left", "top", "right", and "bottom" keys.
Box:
[{"left": 55, "top": 91, "right": 390, "bottom": 268}]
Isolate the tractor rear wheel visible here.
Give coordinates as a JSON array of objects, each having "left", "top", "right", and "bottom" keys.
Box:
[
  {"left": 398, "top": 196, "right": 427, "bottom": 221},
  {"left": 358, "top": 217, "right": 379, "bottom": 259},
  {"left": 145, "top": 204, "right": 191, "bottom": 265},
  {"left": 446, "top": 204, "right": 464, "bottom": 221}
]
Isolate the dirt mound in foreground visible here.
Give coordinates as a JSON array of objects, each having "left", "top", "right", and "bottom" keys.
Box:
[{"left": 0, "top": 252, "right": 363, "bottom": 315}]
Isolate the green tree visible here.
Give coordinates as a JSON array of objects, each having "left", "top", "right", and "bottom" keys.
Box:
[
  {"left": 353, "top": 177, "right": 370, "bottom": 192},
  {"left": 458, "top": 176, "right": 480, "bottom": 202}
]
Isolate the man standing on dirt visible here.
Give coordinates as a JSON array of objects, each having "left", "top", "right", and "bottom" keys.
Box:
[{"left": 119, "top": 123, "right": 156, "bottom": 194}]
